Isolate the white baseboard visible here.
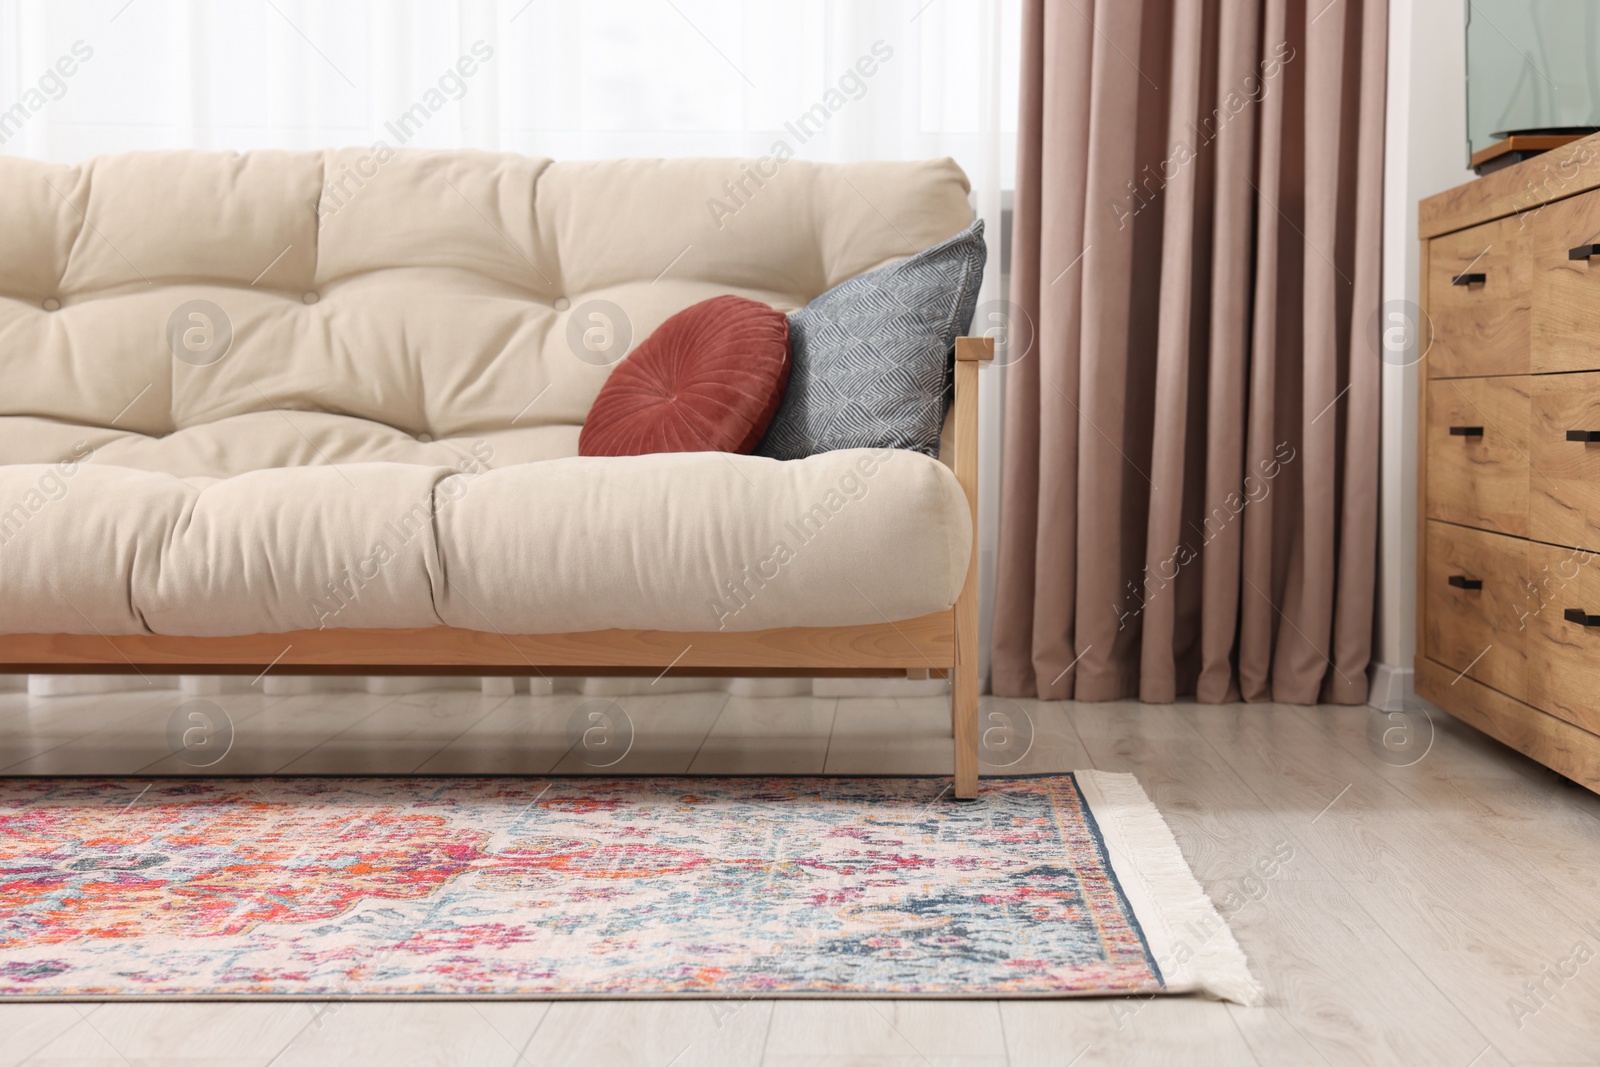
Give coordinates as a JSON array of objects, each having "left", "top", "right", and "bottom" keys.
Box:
[{"left": 1367, "top": 661, "right": 1413, "bottom": 711}]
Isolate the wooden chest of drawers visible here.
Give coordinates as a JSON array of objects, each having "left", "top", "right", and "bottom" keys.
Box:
[{"left": 1418, "top": 139, "right": 1600, "bottom": 793}]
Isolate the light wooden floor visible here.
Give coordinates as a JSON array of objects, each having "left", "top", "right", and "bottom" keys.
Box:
[{"left": 1, "top": 686, "right": 1597, "bottom": 1067}]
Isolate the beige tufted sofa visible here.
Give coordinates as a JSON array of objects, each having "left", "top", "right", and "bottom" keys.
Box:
[{"left": 0, "top": 150, "right": 992, "bottom": 795}]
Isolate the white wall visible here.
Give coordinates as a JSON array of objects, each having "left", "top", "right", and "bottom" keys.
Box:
[{"left": 1374, "top": 0, "right": 1475, "bottom": 708}]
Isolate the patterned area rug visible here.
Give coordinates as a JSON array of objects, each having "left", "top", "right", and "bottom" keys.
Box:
[{"left": 0, "top": 773, "right": 1259, "bottom": 1002}]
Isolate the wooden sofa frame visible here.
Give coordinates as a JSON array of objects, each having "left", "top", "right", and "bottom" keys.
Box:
[{"left": 0, "top": 337, "right": 996, "bottom": 798}]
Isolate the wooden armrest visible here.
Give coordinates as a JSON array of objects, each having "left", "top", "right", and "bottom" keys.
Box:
[
  {"left": 955, "top": 336, "right": 996, "bottom": 362},
  {"left": 952, "top": 336, "right": 993, "bottom": 510}
]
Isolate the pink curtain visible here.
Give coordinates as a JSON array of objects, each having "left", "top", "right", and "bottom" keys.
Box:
[{"left": 992, "top": 0, "right": 1385, "bottom": 704}]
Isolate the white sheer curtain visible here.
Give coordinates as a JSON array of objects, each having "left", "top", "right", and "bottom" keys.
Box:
[
  {"left": 2, "top": 1, "right": 1017, "bottom": 178},
  {"left": 1, "top": 0, "right": 1018, "bottom": 698}
]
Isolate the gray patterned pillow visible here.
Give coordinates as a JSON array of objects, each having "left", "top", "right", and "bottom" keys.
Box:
[{"left": 755, "top": 220, "right": 985, "bottom": 460}]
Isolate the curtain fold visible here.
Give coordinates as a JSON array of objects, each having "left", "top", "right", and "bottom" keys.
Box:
[{"left": 992, "top": 0, "right": 1384, "bottom": 705}]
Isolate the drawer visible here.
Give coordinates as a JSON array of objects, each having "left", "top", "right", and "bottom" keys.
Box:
[
  {"left": 1425, "top": 522, "right": 1529, "bottom": 701},
  {"left": 1530, "top": 373, "right": 1600, "bottom": 550},
  {"left": 1426, "top": 376, "right": 1529, "bottom": 536},
  {"left": 1427, "top": 215, "right": 1530, "bottom": 377},
  {"left": 1531, "top": 187, "right": 1600, "bottom": 373},
  {"left": 1525, "top": 542, "right": 1600, "bottom": 736}
]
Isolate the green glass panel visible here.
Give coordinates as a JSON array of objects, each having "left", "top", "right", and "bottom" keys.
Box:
[{"left": 1466, "top": 0, "right": 1600, "bottom": 159}]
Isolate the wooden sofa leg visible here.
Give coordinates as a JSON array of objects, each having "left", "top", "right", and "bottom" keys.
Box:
[
  {"left": 952, "top": 636, "right": 979, "bottom": 800},
  {"left": 950, "top": 335, "right": 992, "bottom": 801}
]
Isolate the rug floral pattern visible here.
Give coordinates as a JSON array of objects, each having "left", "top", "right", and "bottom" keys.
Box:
[{"left": 0, "top": 776, "right": 1163, "bottom": 997}]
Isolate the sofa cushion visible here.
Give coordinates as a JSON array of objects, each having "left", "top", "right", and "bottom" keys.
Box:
[
  {"left": 756, "top": 221, "right": 986, "bottom": 460},
  {"left": 0, "top": 150, "right": 978, "bottom": 638},
  {"left": 0, "top": 152, "right": 973, "bottom": 450},
  {"left": 0, "top": 451, "right": 970, "bottom": 636},
  {"left": 578, "top": 295, "right": 790, "bottom": 456}
]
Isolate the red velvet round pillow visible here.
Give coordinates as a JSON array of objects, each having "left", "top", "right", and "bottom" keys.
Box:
[{"left": 578, "top": 295, "right": 791, "bottom": 457}]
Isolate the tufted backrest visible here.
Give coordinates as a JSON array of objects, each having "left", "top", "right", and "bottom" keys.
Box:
[{"left": 0, "top": 150, "right": 973, "bottom": 476}]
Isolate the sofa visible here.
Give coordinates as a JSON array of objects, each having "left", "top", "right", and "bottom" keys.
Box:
[{"left": 0, "top": 150, "right": 992, "bottom": 796}]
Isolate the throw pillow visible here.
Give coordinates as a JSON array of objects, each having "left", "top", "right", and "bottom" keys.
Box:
[
  {"left": 755, "top": 219, "right": 985, "bottom": 460},
  {"left": 578, "top": 294, "right": 792, "bottom": 457}
]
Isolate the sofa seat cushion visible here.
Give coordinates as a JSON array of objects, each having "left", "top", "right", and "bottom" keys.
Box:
[{"left": 0, "top": 450, "right": 970, "bottom": 637}]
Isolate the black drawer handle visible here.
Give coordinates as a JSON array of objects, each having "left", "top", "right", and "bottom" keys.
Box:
[
  {"left": 1448, "top": 575, "right": 1483, "bottom": 590},
  {"left": 1449, "top": 426, "right": 1484, "bottom": 437},
  {"left": 1570, "top": 244, "right": 1600, "bottom": 260},
  {"left": 1564, "top": 608, "right": 1600, "bottom": 626},
  {"left": 1451, "top": 272, "right": 1486, "bottom": 286},
  {"left": 1568, "top": 430, "right": 1600, "bottom": 443}
]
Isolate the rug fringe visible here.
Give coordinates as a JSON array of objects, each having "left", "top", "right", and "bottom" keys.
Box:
[{"left": 1073, "top": 770, "right": 1265, "bottom": 1007}]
